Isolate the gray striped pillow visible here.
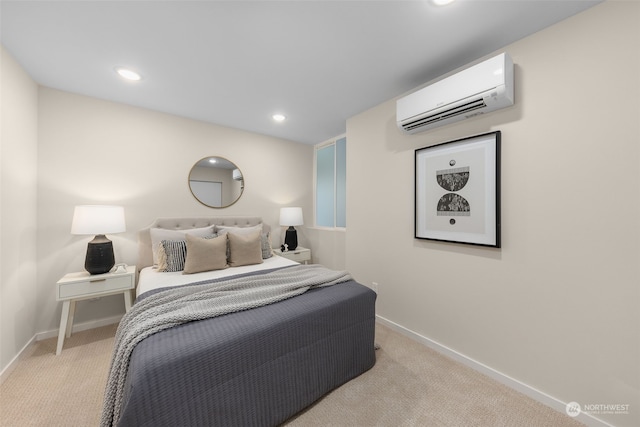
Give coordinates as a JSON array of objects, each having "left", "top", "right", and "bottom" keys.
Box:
[
  {"left": 261, "top": 232, "right": 273, "bottom": 259},
  {"left": 159, "top": 240, "right": 187, "bottom": 272}
]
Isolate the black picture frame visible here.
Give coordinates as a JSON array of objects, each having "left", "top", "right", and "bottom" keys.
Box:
[{"left": 415, "top": 131, "right": 501, "bottom": 248}]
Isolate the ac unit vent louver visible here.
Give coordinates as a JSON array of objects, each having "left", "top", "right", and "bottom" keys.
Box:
[
  {"left": 397, "top": 53, "right": 514, "bottom": 134},
  {"left": 401, "top": 98, "right": 487, "bottom": 132}
]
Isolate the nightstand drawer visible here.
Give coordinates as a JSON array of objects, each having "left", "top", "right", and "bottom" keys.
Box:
[
  {"left": 284, "top": 250, "right": 309, "bottom": 263},
  {"left": 58, "top": 275, "right": 133, "bottom": 299},
  {"left": 274, "top": 247, "right": 311, "bottom": 263}
]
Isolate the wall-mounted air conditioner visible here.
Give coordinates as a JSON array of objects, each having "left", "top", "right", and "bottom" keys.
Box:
[
  {"left": 232, "top": 168, "right": 243, "bottom": 181},
  {"left": 397, "top": 52, "right": 514, "bottom": 134}
]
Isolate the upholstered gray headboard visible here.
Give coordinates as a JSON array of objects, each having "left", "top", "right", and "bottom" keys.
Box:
[{"left": 138, "top": 216, "right": 270, "bottom": 270}]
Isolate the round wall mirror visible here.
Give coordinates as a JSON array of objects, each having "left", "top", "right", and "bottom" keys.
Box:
[{"left": 188, "top": 156, "right": 244, "bottom": 208}]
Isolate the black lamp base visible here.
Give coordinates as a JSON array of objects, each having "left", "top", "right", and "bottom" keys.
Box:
[
  {"left": 284, "top": 226, "right": 298, "bottom": 251},
  {"left": 85, "top": 234, "right": 115, "bottom": 275}
]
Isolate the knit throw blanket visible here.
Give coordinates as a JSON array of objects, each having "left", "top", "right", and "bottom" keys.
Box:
[{"left": 100, "top": 264, "right": 352, "bottom": 427}]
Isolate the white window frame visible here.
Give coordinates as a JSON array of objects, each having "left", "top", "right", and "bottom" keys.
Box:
[{"left": 313, "top": 134, "right": 346, "bottom": 230}]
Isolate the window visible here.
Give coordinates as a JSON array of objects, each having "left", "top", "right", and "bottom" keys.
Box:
[{"left": 315, "top": 136, "right": 346, "bottom": 228}]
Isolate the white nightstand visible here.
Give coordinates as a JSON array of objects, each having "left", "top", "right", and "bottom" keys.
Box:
[
  {"left": 274, "top": 246, "right": 311, "bottom": 264},
  {"left": 55, "top": 265, "right": 136, "bottom": 355}
]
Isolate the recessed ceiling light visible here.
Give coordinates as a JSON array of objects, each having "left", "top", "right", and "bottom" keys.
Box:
[
  {"left": 431, "top": 0, "right": 455, "bottom": 5},
  {"left": 208, "top": 158, "right": 217, "bottom": 164},
  {"left": 115, "top": 67, "right": 142, "bottom": 81},
  {"left": 272, "top": 114, "right": 286, "bottom": 122}
]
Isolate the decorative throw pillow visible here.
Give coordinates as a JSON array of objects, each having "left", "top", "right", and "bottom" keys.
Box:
[
  {"left": 159, "top": 240, "right": 188, "bottom": 272},
  {"left": 183, "top": 234, "right": 228, "bottom": 274},
  {"left": 261, "top": 232, "right": 273, "bottom": 259},
  {"left": 227, "top": 230, "right": 263, "bottom": 267},
  {"left": 157, "top": 234, "right": 218, "bottom": 272},
  {"left": 216, "top": 225, "right": 273, "bottom": 259},
  {"left": 150, "top": 225, "right": 215, "bottom": 265},
  {"left": 156, "top": 244, "right": 169, "bottom": 271},
  {"left": 215, "top": 224, "right": 263, "bottom": 259}
]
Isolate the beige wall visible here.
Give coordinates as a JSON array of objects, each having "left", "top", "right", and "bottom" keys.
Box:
[
  {"left": 345, "top": 2, "right": 639, "bottom": 426},
  {"left": 0, "top": 46, "right": 39, "bottom": 373},
  {"left": 35, "top": 88, "right": 313, "bottom": 334},
  {"left": 307, "top": 228, "right": 346, "bottom": 269},
  {"left": 2, "top": 3, "right": 638, "bottom": 425}
]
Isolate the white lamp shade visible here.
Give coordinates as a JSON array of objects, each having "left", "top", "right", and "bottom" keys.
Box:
[
  {"left": 71, "top": 205, "right": 126, "bottom": 235},
  {"left": 279, "top": 207, "right": 304, "bottom": 226}
]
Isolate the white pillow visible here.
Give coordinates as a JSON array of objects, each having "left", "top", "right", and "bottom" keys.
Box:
[
  {"left": 150, "top": 225, "right": 216, "bottom": 266},
  {"left": 215, "top": 224, "right": 263, "bottom": 236}
]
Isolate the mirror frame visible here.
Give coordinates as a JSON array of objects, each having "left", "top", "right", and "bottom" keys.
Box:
[{"left": 188, "top": 156, "right": 244, "bottom": 208}]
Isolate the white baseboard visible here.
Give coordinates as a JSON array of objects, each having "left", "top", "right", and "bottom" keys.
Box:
[
  {"left": 0, "top": 335, "right": 36, "bottom": 386},
  {"left": 0, "top": 315, "right": 123, "bottom": 385},
  {"left": 376, "top": 315, "right": 613, "bottom": 427},
  {"left": 0, "top": 312, "right": 618, "bottom": 427}
]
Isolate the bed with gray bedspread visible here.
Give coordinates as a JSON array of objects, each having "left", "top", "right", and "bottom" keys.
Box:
[{"left": 101, "top": 217, "right": 377, "bottom": 427}]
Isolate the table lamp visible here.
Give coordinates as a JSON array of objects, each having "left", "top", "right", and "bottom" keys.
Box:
[
  {"left": 71, "top": 205, "right": 126, "bottom": 274},
  {"left": 279, "top": 207, "right": 303, "bottom": 251}
]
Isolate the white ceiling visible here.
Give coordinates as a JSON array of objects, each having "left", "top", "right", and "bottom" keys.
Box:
[{"left": 1, "top": 0, "right": 600, "bottom": 145}]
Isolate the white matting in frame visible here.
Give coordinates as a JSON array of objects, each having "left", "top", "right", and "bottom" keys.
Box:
[{"left": 415, "top": 131, "right": 501, "bottom": 247}]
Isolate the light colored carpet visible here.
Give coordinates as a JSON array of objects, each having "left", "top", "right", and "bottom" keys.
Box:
[
  {"left": 0, "top": 322, "right": 585, "bottom": 427},
  {"left": 0, "top": 324, "right": 115, "bottom": 426}
]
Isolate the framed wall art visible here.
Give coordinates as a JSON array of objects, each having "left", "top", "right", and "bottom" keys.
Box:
[{"left": 415, "top": 131, "right": 501, "bottom": 248}]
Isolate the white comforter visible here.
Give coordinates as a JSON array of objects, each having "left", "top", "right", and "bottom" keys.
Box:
[{"left": 137, "top": 255, "right": 299, "bottom": 296}]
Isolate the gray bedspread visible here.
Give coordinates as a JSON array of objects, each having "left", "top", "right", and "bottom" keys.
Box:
[{"left": 101, "top": 264, "right": 376, "bottom": 427}]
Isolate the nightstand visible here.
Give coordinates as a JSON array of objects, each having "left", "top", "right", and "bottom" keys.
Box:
[
  {"left": 274, "top": 246, "right": 311, "bottom": 264},
  {"left": 55, "top": 265, "right": 136, "bottom": 355}
]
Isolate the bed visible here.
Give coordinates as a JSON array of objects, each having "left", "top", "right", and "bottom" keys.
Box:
[{"left": 101, "top": 217, "right": 377, "bottom": 427}]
